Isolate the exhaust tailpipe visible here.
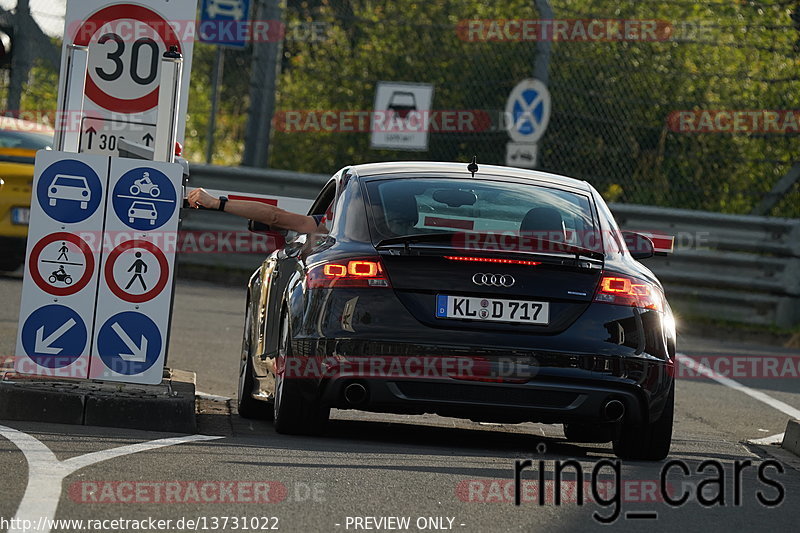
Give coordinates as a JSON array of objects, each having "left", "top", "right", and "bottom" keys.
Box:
[
  {"left": 344, "top": 383, "right": 368, "bottom": 405},
  {"left": 604, "top": 399, "right": 625, "bottom": 422}
]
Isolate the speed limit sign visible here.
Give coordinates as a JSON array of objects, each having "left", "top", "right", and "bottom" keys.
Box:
[{"left": 56, "top": 0, "right": 197, "bottom": 156}]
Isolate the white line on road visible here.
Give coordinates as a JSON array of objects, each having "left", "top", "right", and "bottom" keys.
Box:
[
  {"left": 676, "top": 353, "right": 800, "bottom": 419},
  {"left": 0, "top": 424, "right": 222, "bottom": 533}
]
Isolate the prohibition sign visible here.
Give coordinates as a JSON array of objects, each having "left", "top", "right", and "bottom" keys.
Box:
[
  {"left": 105, "top": 240, "right": 169, "bottom": 303},
  {"left": 72, "top": 4, "right": 182, "bottom": 114},
  {"left": 29, "top": 232, "right": 95, "bottom": 296}
]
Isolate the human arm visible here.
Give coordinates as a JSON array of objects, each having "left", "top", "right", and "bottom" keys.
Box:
[{"left": 187, "top": 188, "right": 320, "bottom": 234}]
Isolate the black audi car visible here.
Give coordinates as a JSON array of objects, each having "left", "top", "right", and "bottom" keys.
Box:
[{"left": 238, "top": 162, "right": 676, "bottom": 460}]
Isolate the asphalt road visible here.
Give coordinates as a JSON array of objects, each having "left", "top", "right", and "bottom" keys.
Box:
[{"left": 2, "top": 276, "right": 800, "bottom": 533}]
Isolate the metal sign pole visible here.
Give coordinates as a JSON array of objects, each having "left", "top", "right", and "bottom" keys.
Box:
[
  {"left": 154, "top": 46, "right": 184, "bottom": 163},
  {"left": 54, "top": 44, "right": 89, "bottom": 152}
]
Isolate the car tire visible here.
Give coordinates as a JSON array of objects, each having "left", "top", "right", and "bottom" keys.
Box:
[
  {"left": 563, "top": 422, "right": 615, "bottom": 443},
  {"left": 613, "top": 384, "right": 674, "bottom": 461},
  {"left": 237, "top": 300, "right": 271, "bottom": 420},
  {"left": 273, "top": 311, "right": 329, "bottom": 435},
  {"left": 49, "top": 199, "right": 56, "bottom": 206}
]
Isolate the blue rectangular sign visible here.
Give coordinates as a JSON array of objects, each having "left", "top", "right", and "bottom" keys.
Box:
[{"left": 199, "top": 0, "right": 252, "bottom": 48}]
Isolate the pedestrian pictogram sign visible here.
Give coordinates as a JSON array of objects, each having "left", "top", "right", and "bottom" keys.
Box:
[
  {"left": 16, "top": 151, "right": 109, "bottom": 379},
  {"left": 28, "top": 232, "right": 95, "bottom": 296},
  {"left": 90, "top": 158, "right": 182, "bottom": 384},
  {"left": 56, "top": 0, "right": 198, "bottom": 156}
]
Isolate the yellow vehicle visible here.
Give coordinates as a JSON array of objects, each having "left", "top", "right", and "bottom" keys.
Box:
[{"left": 0, "top": 119, "right": 53, "bottom": 271}]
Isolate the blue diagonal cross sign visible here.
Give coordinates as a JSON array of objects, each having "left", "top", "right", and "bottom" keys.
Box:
[
  {"left": 21, "top": 305, "right": 87, "bottom": 368},
  {"left": 97, "top": 312, "right": 163, "bottom": 375},
  {"left": 36, "top": 159, "right": 103, "bottom": 223},
  {"left": 112, "top": 167, "right": 177, "bottom": 231},
  {"left": 505, "top": 79, "right": 552, "bottom": 143}
]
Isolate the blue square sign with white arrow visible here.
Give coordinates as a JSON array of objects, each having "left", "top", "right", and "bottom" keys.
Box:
[{"left": 199, "top": 0, "right": 252, "bottom": 48}]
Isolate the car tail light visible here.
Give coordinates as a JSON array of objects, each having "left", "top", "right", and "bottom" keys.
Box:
[
  {"left": 307, "top": 257, "right": 391, "bottom": 288},
  {"left": 444, "top": 256, "right": 541, "bottom": 266},
  {"left": 593, "top": 272, "right": 663, "bottom": 311}
]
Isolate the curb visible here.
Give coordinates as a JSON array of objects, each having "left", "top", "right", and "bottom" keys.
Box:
[
  {"left": 781, "top": 419, "right": 800, "bottom": 457},
  {"left": 0, "top": 368, "right": 197, "bottom": 433}
]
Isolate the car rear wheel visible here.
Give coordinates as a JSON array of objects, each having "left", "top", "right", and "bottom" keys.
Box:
[
  {"left": 237, "top": 301, "right": 271, "bottom": 419},
  {"left": 273, "top": 311, "right": 329, "bottom": 435},
  {"left": 613, "top": 384, "right": 674, "bottom": 461}
]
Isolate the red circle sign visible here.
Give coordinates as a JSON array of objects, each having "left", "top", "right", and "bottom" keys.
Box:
[
  {"left": 72, "top": 4, "right": 182, "bottom": 114},
  {"left": 105, "top": 240, "right": 169, "bottom": 303},
  {"left": 29, "top": 232, "right": 95, "bottom": 296}
]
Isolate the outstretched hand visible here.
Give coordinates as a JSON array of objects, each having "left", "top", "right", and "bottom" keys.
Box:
[{"left": 187, "top": 188, "right": 220, "bottom": 210}]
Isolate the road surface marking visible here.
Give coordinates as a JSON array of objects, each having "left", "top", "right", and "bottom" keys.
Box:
[
  {"left": 0, "top": 424, "right": 221, "bottom": 533},
  {"left": 676, "top": 353, "right": 800, "bottom": 419}
]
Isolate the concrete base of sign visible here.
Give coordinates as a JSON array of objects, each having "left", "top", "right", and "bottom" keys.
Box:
[{"left": 0, "top": 368, "right": 197, "bottom": 433}]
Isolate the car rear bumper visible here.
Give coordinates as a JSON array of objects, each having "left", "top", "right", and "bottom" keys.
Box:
[{"left": 288, "top": 339, "right": 674, "bottom": 426}]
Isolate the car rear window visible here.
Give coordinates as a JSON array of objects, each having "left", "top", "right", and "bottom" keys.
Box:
[{"left": 364, "top": 178, "right": 595, "bottom": 246}]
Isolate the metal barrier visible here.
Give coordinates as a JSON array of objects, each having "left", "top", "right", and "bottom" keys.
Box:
[{"left": 181, "top": 165, "right": 800, "bottom": 328}]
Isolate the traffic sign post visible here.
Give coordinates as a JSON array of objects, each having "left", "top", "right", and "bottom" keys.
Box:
[
  {"left": 55, "top": 0, "right": 198, "bottom": 157},
  {"left": 199, "top": 0, "right": 252, "bottom": 48},
  {"left": 17, "top": 0, "right": 191, "bottom": 385},
  {"left": 505, "top": 79, "right": 551, "bottom": 169},
  {"left": 370, "top": 82, "right": 435, "bottom": 151},
  {"left": 90, "top": 158, "right": 182, "bottom": 384},
  {"left": 15, "top": 151, "right": 110, "bottom": 378}
]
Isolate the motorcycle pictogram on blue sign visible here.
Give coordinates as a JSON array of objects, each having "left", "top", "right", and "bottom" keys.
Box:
[{"left": 112, "top": 167, "right": 177, "bottom": 231}]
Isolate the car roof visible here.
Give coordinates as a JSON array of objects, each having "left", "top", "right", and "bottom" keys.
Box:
[{"left": 347, "top": 161, "right": 593, "bottom": 192}]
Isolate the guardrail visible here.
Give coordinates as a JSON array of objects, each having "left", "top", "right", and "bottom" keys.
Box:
[{"left": 181, "top": 165, "right": 800, "bottom": 328}]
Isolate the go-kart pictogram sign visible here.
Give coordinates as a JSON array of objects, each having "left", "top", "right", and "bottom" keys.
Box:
[
  {"left": 104, "top": 240, "right": 169, "bottom": 303},
  {"left": 28, "top": 232, "right": 95, "bottom": 296},
  {"left": 56, "top": 0, "right": 198, "bottom": 155}
]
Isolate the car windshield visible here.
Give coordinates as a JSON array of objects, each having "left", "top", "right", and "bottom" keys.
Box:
[
  {"left": 364, "top": 177, "right": 596, "bottom": 248},
  {"left": 54, "top": 176, "right": 86, "bottom": 187},
  {"left": 0, "top": 129, "right": 53, "bottom": 150}
]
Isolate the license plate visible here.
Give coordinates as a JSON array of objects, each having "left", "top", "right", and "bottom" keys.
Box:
[
  {"left": 11, "top": 207, "right": 30, "bottom": 225},
  {"left": 436, "top": 295, "right": 550, "bottom": 325}
]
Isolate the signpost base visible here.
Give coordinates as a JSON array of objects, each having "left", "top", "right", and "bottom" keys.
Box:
[{"left": 0, "top": 367, "right": 198, "bottom": 433}]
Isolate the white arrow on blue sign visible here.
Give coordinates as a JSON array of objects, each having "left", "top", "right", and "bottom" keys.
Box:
[
  {"left": 96, "top": 312, "right": 162, "bottom": 376},
  {"left": 20, "top": 305, "right": 87, "bottom": 369}
]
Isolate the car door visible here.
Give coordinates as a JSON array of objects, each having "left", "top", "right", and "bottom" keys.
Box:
[{"left": 259, "top": 175, "right": 340, "bottom": 374}]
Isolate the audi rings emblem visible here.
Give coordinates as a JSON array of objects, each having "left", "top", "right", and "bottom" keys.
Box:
[{"left": 472, "top": 273, "right": 515, "bottom": 287}]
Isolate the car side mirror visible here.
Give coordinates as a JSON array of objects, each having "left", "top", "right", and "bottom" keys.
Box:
[
  {"left": 622, "top": 231, "right": 655, "bottom": 260},
  {"left": 248, "top": 219, "right": 287, "bottom": 237}
]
